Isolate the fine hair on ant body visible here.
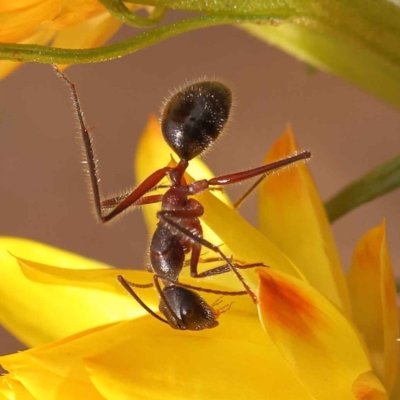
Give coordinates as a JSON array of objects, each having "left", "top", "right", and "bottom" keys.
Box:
[{"left": 54, "top": 66, "right": 311, "bottom": 330}]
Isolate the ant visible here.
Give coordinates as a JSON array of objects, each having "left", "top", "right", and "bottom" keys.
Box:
[{"left": 54, "top": 66, "right": 311, "bottom": 330}]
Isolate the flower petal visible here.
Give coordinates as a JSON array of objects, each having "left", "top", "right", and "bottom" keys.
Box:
[
  {"left": 258, "top": 126, "right": 350, "bottom": 314},
  {"left": 15, "top": 247, "right": 256, "bottom": 318},
  {"left": 0, "top": 376, "right": 36, "bottom": 400},
  {"left": 0, "top": 238, "right": 152, "bottom": 347},
  {"left": 51, "top": 11, "right": 121, "bottom": 50},
  {"left": 1, "top": 316, "right": 312, "bottom": 399},
  {"left": 135, "top": 116, "right": 306, "bottom": 292},
  {"left": 352, "top": 371, "right": 389, "bottom": 400},
  {"left": 257, "top": 267, "right": 386, "bottom": 399},
  {"left": 390, "top": 307, "right": 400, "bottom": 399},
  {"left": 0, "top": 0, "right": 60, "bottom": 42},
  {"left": 347, "top": 220, "right": 399, "bottom": 396},
  {"left": 44, "top": 0, "right": 105, "bottom": 30},
  {"left": 0, "top": 322, "right": 121, "bottom": 400}
]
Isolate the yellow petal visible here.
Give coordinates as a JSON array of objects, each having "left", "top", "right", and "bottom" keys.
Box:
[
  {"left": 347, "top": 221, "right": 399, "bottom": 395},
  {"left": 51, "top": 11, "right": 121, "bottom": 50},
  {"left": 0, "top": 322, "right": 121, "bottom": 400},
  {"left": 16, "top": 248, "right": 256, "bottom": 318},
  {"left": 389, "top": 307, "right": 400, "bottom": 399},
  {"left": 135, "top": 116, "right": 306, "bottom": 294},
  {"left": 44, "top": 0, "right": 105, "bottom": 30},
  {"left": 258, "top": 126, "right": 350, "bottom": 314},
  {"left": 0, "top": 376, "right": 36, "bottom": 400},
  {"left": 257, "top": 267, "right": 386, "bottom": 399},
  {"left": 1, "top": 316, "right": 312, "bottom": 399},
  {"left": 0, "top": 238, "right": 151, "bottom": 347},
  {"left": 353, "top": 371, "right": 389, "bottom": 400},
  {"left": 51, "top": 9, "right": 122, "bottom": 71},
  {"left": 1, "top": 367, "right": 104, "bottom": 400},
  {"left": 0, "top": 0, "right": 60, "bottom": 42}
]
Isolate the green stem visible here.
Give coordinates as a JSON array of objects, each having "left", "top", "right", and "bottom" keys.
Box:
[
  {"left": 0, "top": 14, "right": 283, "bottom": 65},
  {"left": 325, "top": 154, "right": 400, "bottom": 223},
  {"left": 97, "top": 0, "right": 167, "bottom": 28}
]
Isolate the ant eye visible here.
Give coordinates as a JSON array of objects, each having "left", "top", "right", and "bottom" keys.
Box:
[{"left": 161, "top": 81, "right": 232, "bottom": 161}]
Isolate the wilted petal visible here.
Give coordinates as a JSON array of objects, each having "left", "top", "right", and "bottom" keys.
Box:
[
  {"left": 0, "top": 238, "right": 153, "bottom": 347},
  {"left": 257, "top": 267, "right": 386, "bottom": 399},
  {"left": 2, "top": 316, "right": 313, "bottom": 399},
  {"left": 347, "top": 221, "right": 399, "bottom": 395},
  {"left": 258, "top": 126, "right": 350, "bottom": 315}
]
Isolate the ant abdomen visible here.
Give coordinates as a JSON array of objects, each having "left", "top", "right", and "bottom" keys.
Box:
[
  {"left": 161, "top": 81, "right": 232, "bottom": 161},
  {"left": 160, "top": 286, "right": 219, "bottom": 330}
]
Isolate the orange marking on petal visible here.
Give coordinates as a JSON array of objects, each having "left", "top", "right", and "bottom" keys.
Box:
[
  {"left": 352, "top": 371, "right": 387, "bottom": 400},
  {"left": 258, "top": 269, "right": 325, "bottom": 341}
]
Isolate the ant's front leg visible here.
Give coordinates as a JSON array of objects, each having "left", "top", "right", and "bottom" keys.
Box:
[
  {"left": 187, "top": 151, "right": 311, "bottom": 202},
  {"left": 54, "top": 65, "right": 172, "bottom": 224},
  {"left": 101, "top": 194, "right": 163, "bottom": 211}
]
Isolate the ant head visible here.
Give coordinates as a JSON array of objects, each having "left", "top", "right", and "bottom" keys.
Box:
[
  {"left": 161, "top": 81, "right": 232, "bottom": 161},
  {"left": 160, "top": 286, "right": 219, "bottom": 330}
]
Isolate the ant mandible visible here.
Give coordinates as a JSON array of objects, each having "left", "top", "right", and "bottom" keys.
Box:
[{"left": 54, "top": 66, "right": 311, "bottom": 330}]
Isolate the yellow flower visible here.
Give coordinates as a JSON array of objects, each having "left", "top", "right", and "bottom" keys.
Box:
[
  {"left": 0, "top": 118, "right": 399, "bottom": 399},
  {"left": 0, "top": 1, "right": 148, "bottom": 79}
]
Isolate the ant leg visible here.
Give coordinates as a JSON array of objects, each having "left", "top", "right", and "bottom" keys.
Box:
[
  {"left": 154, "top": 275, "right": 248, "bottom": 297},
  {"left": 208, "top": 151, "right": 311, "bottom": 186},
  {"left": 119, "top": 279, "right": 154, "bottom": 289},
  {"left": 196, "top": 260, "right": 268, "bottom": 278},
  {"left": 233, "top": 175, "right": 266, "bottom": 210},
  {"left": 152, "top": 275, "right": 186, "bottom": 329},
  {"left": 184, "top": 256, "right": 224, "bottom": 266},
  {"left": 190, "top": 242, "right": 268, "bottom": 278},
  {"left": 184, "top": 255, "right": 233, "bottom": 268},
  {"left": 53, "top": 65, "right": 171, "bottom": 223},
  {"left": 117, "top": 275, "right": 168, "bottom": 325},
  {"left": 157, "top": 209, "right": 232, "bottom": 277},
  {"left": 101, "top": 194, "right": 163, "bottom": 211},
  {"left": 187, "top": 151, "right": 311, "bottom": 197},
  {"left": 100, "top": 180, "right": 171, "bottom": 210},
  {"left": 190, "top": 242, "right": 230, "bottom": 277},
  {"left": 158, "top": 213, "right": 258, "bottom": 303}
]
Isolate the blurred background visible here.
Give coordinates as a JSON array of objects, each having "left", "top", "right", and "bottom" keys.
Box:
[{"left": 1, "top": 21, "right": 399, "bottom": 354}]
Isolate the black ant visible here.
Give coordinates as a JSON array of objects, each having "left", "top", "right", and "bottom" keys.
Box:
[{"left": 54, "top": 66, "right": 311, "bottom": 330}]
